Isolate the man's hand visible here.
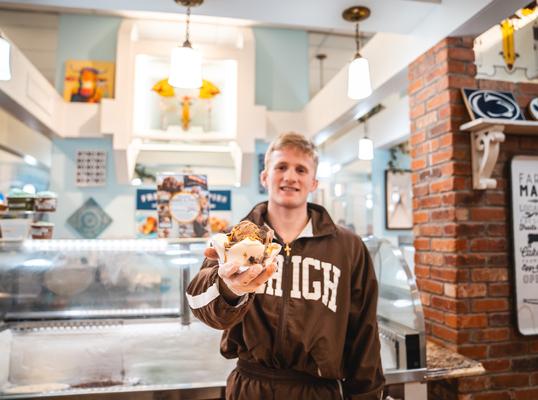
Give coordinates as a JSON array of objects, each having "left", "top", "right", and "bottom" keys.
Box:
[{"left": 204, "top": 248, "right": 277, "bottom": 300}]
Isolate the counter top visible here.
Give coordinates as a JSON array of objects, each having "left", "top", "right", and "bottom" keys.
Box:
[
  {"left": 0, "top": 322, "right": 485, "bottom": 399},
  {"left": 425, "top": 341, "right": 485, "bottom": 381}
]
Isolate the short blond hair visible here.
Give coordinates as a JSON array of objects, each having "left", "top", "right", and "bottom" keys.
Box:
[{"left": 264, "top": 132, "right": 319, "bottom": 170}]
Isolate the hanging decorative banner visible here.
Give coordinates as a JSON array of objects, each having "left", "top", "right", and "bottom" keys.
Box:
[
  {"left": 511, "top": 156, "right": 538, "bottom": 335},
  {"left": 500, "top": 19, "right": 516, "bottom": 71}
]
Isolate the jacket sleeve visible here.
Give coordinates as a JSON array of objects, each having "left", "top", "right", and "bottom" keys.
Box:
[
  {"left": 186, "top": 257, "right": 254, "bottom": 330},
  {"left": 343, "top": 239, "right": 385, "bottom": 400}
]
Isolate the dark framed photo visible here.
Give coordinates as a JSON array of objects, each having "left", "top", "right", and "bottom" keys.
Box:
[
  {"left": 258, "top": 153, "right": 267, "bottom": 194},
  {"left": 385, "top": 170, "right": 413, "bottom": 230}
]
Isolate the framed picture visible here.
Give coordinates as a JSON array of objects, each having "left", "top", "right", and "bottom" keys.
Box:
[
  {"left": 510, "top": 156, "right": 538, "bottom": 336},
  {"left": 461, "top": 88, "right": 524, "bottom": 121},
  {"left": 64, "top": 60, "right": 115, "bottom": 103},
  {"left": 258, "top": 153, "right": 267, "bottom": 194},
  {"left": 76, "top": 150, "right": 107, "bottom": 187},
  {"left": 385, "top": 170, "right": 413, "bottom": 230}
]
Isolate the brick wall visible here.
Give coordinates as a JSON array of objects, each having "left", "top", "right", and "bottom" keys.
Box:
[{"left": 409, "top": 37, "right": 538, "bottom": 399}]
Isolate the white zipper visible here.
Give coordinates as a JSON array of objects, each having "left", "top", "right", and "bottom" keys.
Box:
[{"left": 336, "top": 380, "right": 344, "bottom": 400}]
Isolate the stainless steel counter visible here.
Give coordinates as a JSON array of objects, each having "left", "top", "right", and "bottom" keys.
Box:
[
  {"left": 0, "top": 320, "right": 484, "bottom": 400},
  {"left": 0, "top": 320, "right": 234, "bottom": 399},
  {"left": 0, "top": 318, "right": 419, "bottom": 399}
]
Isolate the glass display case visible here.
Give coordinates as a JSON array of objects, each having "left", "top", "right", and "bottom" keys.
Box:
[
  {"left": 0, "top": 236, "right": 424, "bottom": 399},
  {"left": 364, "top": 236, "right": 426, "bottom": 385},
  {"left": 0, "top": 239, "right": 235, "bottom": 399}
]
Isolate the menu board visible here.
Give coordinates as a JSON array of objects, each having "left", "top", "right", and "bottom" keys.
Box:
[
  {"left": 511, "top": 156, "right": 538, "bottom": 336},
  {"left": 156, "top": 174, "right": 209, "bottom": 238},
  {"left": 135, "top": 188, "right": 231, "bottom": 238}
]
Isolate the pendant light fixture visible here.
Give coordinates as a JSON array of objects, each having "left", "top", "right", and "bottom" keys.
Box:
[
  {"left": 357, "top": 116, "right": 374, "bottom": 161},
  {"left": 315, "top": 53, "right": 327, "bottom": 91},
  {"left": 343, "top": 6, "right": 372, "bottom": 100},
  {"left": 169, "top": 0, "right": 204, "bottom": 89},
  {"left": 0, "top": 32, "right": 11, "bottom": 81}
]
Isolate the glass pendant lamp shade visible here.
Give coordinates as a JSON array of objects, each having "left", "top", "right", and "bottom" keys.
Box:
[
  {"left": 347, "top": 54, "right": 372, "bottom": 100},
  {"left": 0, "top": 35, "right": 11, "bottom": 81},
  {"left": 168, "top": 44, "right": 202, "bottom": 89},
  {"left": 358, "top": 136, "right": 374, "bottom": 160},
  {"left": 343, "top": 6, "right": 372, "bottom": 100}
]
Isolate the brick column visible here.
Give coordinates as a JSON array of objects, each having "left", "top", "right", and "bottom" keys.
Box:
[{"left": 409, "top": 37, "right": 538, "bottom": 399}]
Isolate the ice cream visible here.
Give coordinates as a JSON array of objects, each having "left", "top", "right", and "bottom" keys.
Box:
[{"left": 212, "top": 221, "right": 281, "bottom": 267}]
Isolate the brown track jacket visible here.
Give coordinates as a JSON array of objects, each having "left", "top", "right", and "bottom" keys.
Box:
[{"left": 187, "top": 202, "right": 385, "bottom": 399}]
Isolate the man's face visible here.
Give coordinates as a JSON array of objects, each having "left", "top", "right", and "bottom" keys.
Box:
[{"left": 261, "top": 146, "right": 318, "bottom": 210}]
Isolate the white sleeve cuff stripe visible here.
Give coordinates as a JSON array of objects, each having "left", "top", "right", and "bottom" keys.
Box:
[{"left": 186, "top": 282, "right": 220, "bottom": 309}]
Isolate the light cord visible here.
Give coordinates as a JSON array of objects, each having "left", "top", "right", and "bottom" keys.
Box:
[
  {"left": 355, "top": 22, "right": 360, "bottom": 54},
  {"left": 184, "top": 6, "right": 192, "bottom": 46}
]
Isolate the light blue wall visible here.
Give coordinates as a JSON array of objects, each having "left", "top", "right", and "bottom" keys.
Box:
[
  {"left": 50, "top": 14, "right": 125, "bottom": 238},
  {"left": 50, "top": 16, "right": 309, "bottom": 234},
  {"left": 219, "top": 139, "right": 269, "bottom": 223},
  {"left": 48, "top": 137, "right": 270, "bottom": 238},
  {"left": 253, "top": 27, "right": 309, "bottom": 112},
  {"left": 49, "top": 137, "right": 136, "bottom": 238},
  {"left": 372, "top": 148, "right": 412, "bottom": 245},
  {"left": 55, "top": 14, "right": 121, "bottom": 92}
]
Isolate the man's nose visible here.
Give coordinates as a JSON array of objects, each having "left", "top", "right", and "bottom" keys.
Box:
[{"left": 283, "top": 169, "right": 297, "bottom": 181}]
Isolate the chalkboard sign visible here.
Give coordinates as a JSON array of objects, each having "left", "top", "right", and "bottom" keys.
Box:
[{"left": 511, "top": 156, "right": 538, "bottom": 336}]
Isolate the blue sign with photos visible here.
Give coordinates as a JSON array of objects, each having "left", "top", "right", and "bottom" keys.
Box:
[
  {"left": 136, "top": 189, "right": 230, "bottom": 211},
  {"left": 136, "top": 189, "right": 158, "bottom": 210},
  {"left": 209, "top": 190, "right": 231, "bottom": 211}
]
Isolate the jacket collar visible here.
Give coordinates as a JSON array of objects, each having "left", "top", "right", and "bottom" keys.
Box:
[{"left": 243, "top": 201, "right": 337, "bottom": 239}]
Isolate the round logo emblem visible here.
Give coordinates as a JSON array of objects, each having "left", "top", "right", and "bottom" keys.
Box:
[
  {"left": 169, "top": 192, "right": 200, "bottom": 223},
  {"left": 468, "top": 90, "right": 521, "bottom": 120},
  {"left": 529, "top": 97, "right": 538, "bottom": 121}
]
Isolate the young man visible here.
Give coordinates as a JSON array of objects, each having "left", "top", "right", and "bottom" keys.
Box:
[{"left": 187, "top": 132, "right": 384, "bottom": 399}]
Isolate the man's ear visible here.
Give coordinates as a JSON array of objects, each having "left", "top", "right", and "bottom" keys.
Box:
[
  {"left": 310, "top": 178, "right": 319, "bottom": 193},
  {"left": 260, "top": 169, "right": 268, "bottom": 188}
]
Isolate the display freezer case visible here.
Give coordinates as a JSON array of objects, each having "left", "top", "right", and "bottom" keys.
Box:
[
  {"left": 0, "top": 236, "right": 425, "bottom": 399},
  {"left": 364, "top": 236, "right": 427, "bottom": 385},
  {"left": 0, "top": 239, "right": 235, "bottom": 399}
]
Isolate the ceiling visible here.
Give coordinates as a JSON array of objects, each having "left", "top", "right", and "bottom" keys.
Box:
[
  {"left": 0, "top": 0, "right": 531, "bottom": 149},
  {"left": 0, "top": 0, "right": 443, "bottom": 34}
]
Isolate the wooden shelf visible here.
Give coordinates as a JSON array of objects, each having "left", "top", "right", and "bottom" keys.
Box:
[
  {"left": 134, "top": 129, "right": 235, "bottom": 143},
  {"left": 460, "top": 118, "right": 538, "bottom": 135},
  {"left": 459, "top": 118, "right": 538, "bottom": 190}
]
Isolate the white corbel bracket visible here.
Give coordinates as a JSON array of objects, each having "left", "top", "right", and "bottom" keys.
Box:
[
  {"left": 460, "top": 118, "right": 538, "bottom": 191},
  {"left": 471, "top": 126, "right": 505, "bottom": 190}
]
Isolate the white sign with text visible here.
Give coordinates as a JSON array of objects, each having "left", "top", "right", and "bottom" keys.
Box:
[{"left": 511, "top": 156, "right": 538, "bottom": 335}]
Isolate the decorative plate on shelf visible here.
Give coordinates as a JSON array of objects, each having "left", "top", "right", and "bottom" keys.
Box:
[
  {"left": 528, "top": 97, "right": 538, "bottom": 120},
  {"left": 67, "top": 197, "right": 112, "bottom": 239},
  {"left": 461, "top": 88, "right": 524, "bottom": 121}
]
